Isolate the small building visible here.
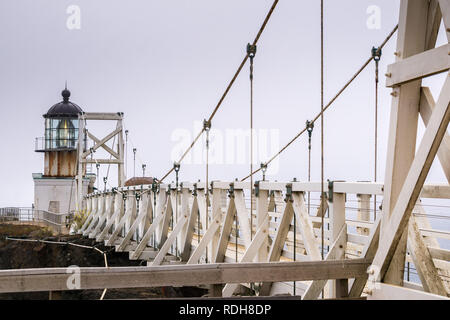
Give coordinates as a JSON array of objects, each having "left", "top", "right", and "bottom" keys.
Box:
[{"left": 33, "top": 87, "right": 94, "bottom": 214}]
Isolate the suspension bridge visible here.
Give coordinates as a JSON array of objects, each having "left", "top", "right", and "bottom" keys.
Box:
[{"left": 1, "top": 0, "right": 450, "bottom": 300}]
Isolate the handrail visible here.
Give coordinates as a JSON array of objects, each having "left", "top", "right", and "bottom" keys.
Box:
[{"left": 0, "top": 207, "right": 72, "bottom": 234}]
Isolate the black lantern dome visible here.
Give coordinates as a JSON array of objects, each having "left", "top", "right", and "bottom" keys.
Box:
[
  {"left": 44, "top": 88, "right": 83, "bottom": 119},
  {"left": 36, "top": 86, "right": 84, "bottom": 152}
]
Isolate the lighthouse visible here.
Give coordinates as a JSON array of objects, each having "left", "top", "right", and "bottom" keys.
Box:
[{"left": 33, "top": 87, "right": 93, "bottom": 215}]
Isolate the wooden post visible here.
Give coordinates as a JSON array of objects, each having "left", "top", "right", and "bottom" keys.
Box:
[
  {"left": 357, "top": 194, "right": 371, "bottom": 236},
  {"left": 97, "top": 192, "right": 122, "bottom": 241},
  {"left": 234, "top": 190, "right": 252, "bottom": 249},
  {"left": 79, "top": 195, "right": 96, "bottom": 234},
  {"left": 420, "top": 87, "right": 450, "bottom": 182},
  {"left": 89, "top": 194, "right": 107, "bottom": 238},
  {"left": 381, "top": 0, "right": 430, "bottom": 286},
  {"left": 210, "top": 186, "right": 223, "bottom": 262},
  {"left": 180, "top": 195, "right": 199, "bottom": 262},
  {"left": 210, "top": 284, "right": 223, "bottom": 297},
  {"left": 124, "top": 191, "right": 136, "bottom": 239},
  {"left": 335, "top": 279, "right": 349, "bottom": 299},
  {"left": 117, "top": 193, "right": 149, "bottom": 252},
  {"left": 222, "top": 215, "right": 270, "bottom": 297},
  {"left": 256, "top": 186, "right": 269, "bottom": 262},
  {"left": 302, "top": 223, "right": 348, "bottom": 300},
  {"left": 328, "top": 190, "right": 346, "bottom": 298},
  {"left": 179, "top": 187, "right": 191, "bottom": 256},
  {"left": 84, "top": 194, "right": 104, "bottom": 236},
  {"left": 187, "top": 209, "right": 223, "bottom": 264},
  {"left": 407, "top": 216, "right": 447, "bottom": 295},
  {"left": 154, "top": 187, "right": 168, "bottom": 248},
  {"left": 259, "top": 194, "right": 294, "bottom": 296},
  {"left": 372, "top": 76, "right": 450, "bottom": 286},
  {"left": 213, "top": 198, "right": 236, "bottom": 263},
  {"left": 197, "top": 189, "right": 208, "bottom": 262},
  {"left": 117, "top": 117, "right": 125, "bottom": 187},
  {"left": 158, "top": 192, "right": 173, "bottom": 249},
  {"left": 351, "top": 2, "right": 449, "bottom": 297},
  {"left": 105, "top": 193, "right": 114, "bottom": 228}
]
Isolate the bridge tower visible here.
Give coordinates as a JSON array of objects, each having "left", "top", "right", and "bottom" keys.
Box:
[{"left": 33, "top": 87, "right": 93, "bottom": 214}]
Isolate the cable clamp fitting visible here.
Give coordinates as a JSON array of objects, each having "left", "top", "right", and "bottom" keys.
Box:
[
  {"left": 247, "top": 43, "right": 257, "bottom": 59},
  {"left": 254, "top": 180, "right": 260, "bottom": 198},
  {"left": 285, "top": 183, "right": 293, "bottom": 202},
  {"left": 193, "top": 183, "right": 198, "bottom": 197},
  {"left": 260, "top": 162, "right": 268, "bottom": 175},
  {"left": 228, "top": 183, "right": 235, "bottom": 199},
  {"left": 371, "top": 46, "right": 382, "bottom": 62},
  {"left": 306, "top": 120, "right": 314, "bottom": 137},
  {"left": 203, "top": 119, "right": 211, "bottom": 132}
]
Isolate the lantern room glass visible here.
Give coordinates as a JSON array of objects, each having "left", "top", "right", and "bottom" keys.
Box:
[{"left": 44, "top": 118, "right": 79, "bottom": 150}]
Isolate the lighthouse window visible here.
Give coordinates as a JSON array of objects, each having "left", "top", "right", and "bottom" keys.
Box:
[
  {"left": 44, "top": 118, "right": 79, "bottom": 150},
  {"left": 57, "top": 119, "right": 74, "bottom": 148}
]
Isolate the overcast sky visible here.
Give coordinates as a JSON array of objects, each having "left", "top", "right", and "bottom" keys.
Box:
[{"left": 0, "top": 0, "right": 448, "bottom": 207}]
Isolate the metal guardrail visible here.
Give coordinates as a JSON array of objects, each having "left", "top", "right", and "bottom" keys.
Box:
[
  {"left": 0, "top": 207, "right": 73, "bottom": 234},
  {"left": 35, "top": 137, "right": 78, "bottom": 152}
]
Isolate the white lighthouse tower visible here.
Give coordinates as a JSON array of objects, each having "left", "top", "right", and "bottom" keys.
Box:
[{"left": 33, "top": 87, "right": 93, "bottom": 215}]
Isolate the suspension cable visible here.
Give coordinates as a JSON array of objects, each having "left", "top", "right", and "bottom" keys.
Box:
[
  {"left": 320, "top": 0, "right": 324, "bottom": 264},
  {"left": 306, "top": 121, "right": 314, "bottom": 215},
  {"left": 293, "top": 191, "right": 297, "bottom": 296},
  {"left": 159, "top": 0, "right": 280, "bottom": 182},
  {"left": 204, "top": 120, "right": 211, "bottom": 263},
  {"left": 372, "top": 46, "right": 382, "bottom": 222},
  {"left": 6, "top": 237, "right": 110, "bottom": 300},
  {"left": 248, "top": 42, "right": 258, "bottom": 295},
  {"left": 248, "top": 43, "right": 257, "bottom": 241},
  {"left": 152, "top": 181, "right": 157, "bottom": 247},
  {"left": 240, "top": 24, "right": 398, "bottom": 182},
  {"left": 196, "top": 185, "right": 200, "bottom": 246},
  {"left": 174, "top": 162, "right": 180, "bottom": 257},
  {"left": 235, "top": 195, "right": 238, "bottom": 263}
]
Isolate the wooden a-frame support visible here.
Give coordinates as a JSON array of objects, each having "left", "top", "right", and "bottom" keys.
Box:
[
  {"left": 129, "top": 191, "right": 167, "bottom": 260},
  {"left": 89, "top": 193, "right": 113, "bottom": 238},
  {"left": 258, "top": 190, "right": 322, "bottom": 297},
  {"left": 350, "top": 0, "right": 450, "bottom": 297},
  {"left": 76, "top": 112, "right": 125, "bottom": 214},
  {"left": 117, "top": 192, "right": 152, "bottom": 252},
  {"left": 97, "top": 193, "right": 123, "bottom": 242}
]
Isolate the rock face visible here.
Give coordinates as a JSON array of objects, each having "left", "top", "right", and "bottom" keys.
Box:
[{"left": 0, "top": 224, "right": 207, "bottom": 300}]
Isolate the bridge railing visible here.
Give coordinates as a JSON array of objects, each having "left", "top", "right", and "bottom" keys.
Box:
[
  {"left": 0, "top": 207, "right": 72, "bottom": 234},
  {"left": 78, "top": 180, "right": 450, "bottom": 299}
]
